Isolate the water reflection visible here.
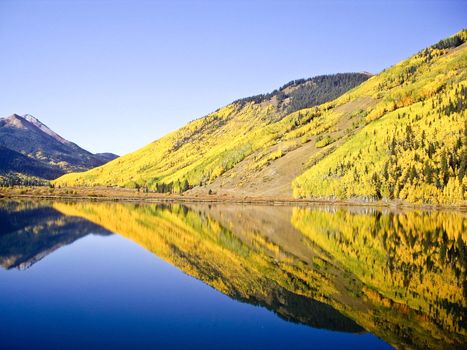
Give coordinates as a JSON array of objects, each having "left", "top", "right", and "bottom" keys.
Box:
[
  {"left": 0, "top": 201, "right": 111, "bottom": 269},
  {"left": 0, "top": 200, "right": 465, "bottom": 349}
]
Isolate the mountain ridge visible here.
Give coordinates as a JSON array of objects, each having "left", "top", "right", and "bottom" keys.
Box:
[
  {"left": 0, "top": 114, "right": 118, "bottom": 184},
  {"left": 21, "top": 114, "right": 73, "bottom": 146},
  {"left": 53, "top": 72, "right": 371, "bottom": 190},
  {"left": 53, "top": 29, "right": 467, "bottom": 204}
]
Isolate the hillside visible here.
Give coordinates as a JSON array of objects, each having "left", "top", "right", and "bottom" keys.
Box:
[
  {"left": 292, "top": 30, "right": 467, "bottom": 204},
  {"left": 0, "top": 114, "right": 118, "bottom": 184},
  {"left": 53, "top": 73, "right": 370, "bottom": 191},
  {"left": 54, "top": 30, "right": 467, "bottom": 205},
  {"left": 0, "top": 146, "right": 64, "bottom": 183}
]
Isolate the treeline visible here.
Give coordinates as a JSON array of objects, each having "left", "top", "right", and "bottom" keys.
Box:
[
  {"left": 0, "top": 174, "right": 48, "bottom": 187},
  {"left": 128, "top": 178, "right": 192, "bottom": 194},
  {"left": 430, "top": 29, "right": 466, "bottom": 51},
  {"left": 415, "top": 30, "right": 467, "bottom": 65},
  {"left": 154, "top": 178, "right": 191, "bottom": 194},
  {"left": 284, "top": 73, "right": 370, "bottom": 114},
  {"left": 234, "top": 73, "right": 370, "bottom": 114},
  {"left": 233, "top": 78, "right": 310, "bottom": 106}
]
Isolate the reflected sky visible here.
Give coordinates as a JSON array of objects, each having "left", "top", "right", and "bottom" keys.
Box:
[{"left": 0, "top": 233, "right": 389, "bottom": 350}]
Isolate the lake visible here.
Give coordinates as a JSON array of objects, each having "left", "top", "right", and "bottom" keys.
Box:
[{"left": 0, "top": 200, "right": 465, "bottom": 349}]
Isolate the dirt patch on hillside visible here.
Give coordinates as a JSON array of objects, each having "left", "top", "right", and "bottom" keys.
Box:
[{"left": 189, "top": 96, "right": 377, "bottom": 198}]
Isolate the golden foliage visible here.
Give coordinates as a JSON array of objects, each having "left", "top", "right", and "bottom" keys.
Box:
[{"left": 53, "top": 201, "right": 466, "bottom": 349}]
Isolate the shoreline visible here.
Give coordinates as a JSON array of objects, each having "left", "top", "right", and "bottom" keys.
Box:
[{"left": 1, "top": 187, "right": 465, "bottom": 211}]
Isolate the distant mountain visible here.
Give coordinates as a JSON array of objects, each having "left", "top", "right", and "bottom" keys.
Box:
[
  {"left": 94, "top": 152, "right": 119, "bottom": 163},
  {"left": 0, "top": 146, "right": 64, "bottom": 181},
  {"left": 0, "top": 114, "right": 118, "bottom": 184},
  {"left": 55, "top": 29, "right": 466, "bottom": 205}
]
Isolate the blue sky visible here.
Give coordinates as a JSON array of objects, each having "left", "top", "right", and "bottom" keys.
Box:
[{"left": 0, "top": 0, "right": 465, "bottom": 155}]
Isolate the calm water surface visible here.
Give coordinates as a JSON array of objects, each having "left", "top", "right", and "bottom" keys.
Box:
[{"left": 0, "top": 200, "right": 465, "bottom": 349}]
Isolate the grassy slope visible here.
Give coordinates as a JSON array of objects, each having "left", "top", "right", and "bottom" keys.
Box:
[{"left": 55, "top": 30, "right": 467, "bottom": 205}]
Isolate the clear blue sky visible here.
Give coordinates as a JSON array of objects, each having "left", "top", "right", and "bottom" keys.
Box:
[{"left": 0, "top": 0, "right": 465, "bottom": 155}]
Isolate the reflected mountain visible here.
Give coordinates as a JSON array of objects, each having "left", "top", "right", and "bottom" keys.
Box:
[
  {"left": 51, "top": 202, "right": 363, "bottom": 333},
  {"left": 53, "top": 202, "right": 466, "bottom": 350},
  {"left": 1, "top": 200, "right": 465, "bottom": 349},
  {"left": 0, "top": 201, "right": 112, "bottom": 269}
]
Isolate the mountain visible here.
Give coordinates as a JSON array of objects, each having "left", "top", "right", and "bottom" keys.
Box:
[
  {"left": 0, "top": 201, "right": 112, "bottom": 270},
  {"left": 54, "top": 30, "right": 466, "bottom": 205},
  {"left": 52, "top": 73, "right": 370, "bottom": 189},
  {"left": 94, "top": 152, "right": 119, "bottom": 163},
  {"left": 0, "top": 146, "right": 64, "bottom": 182},
  {"left": 0, "top": 114, "right": 118, "bottom": 183}
]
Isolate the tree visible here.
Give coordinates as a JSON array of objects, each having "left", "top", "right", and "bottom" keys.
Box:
[
  {"left": 182, "top": 179, "right": 190, "bottom": 192},
  {"left": 409, "top": 165, "right": 418, "bottom": 182},
  {"left": 440, "top": 152, "right": 449, "bottom": 185}
]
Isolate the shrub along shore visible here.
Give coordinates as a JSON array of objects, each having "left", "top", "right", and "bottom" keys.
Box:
[{"left": 1, "top": 186, "right": 465, "bottom": 211}]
